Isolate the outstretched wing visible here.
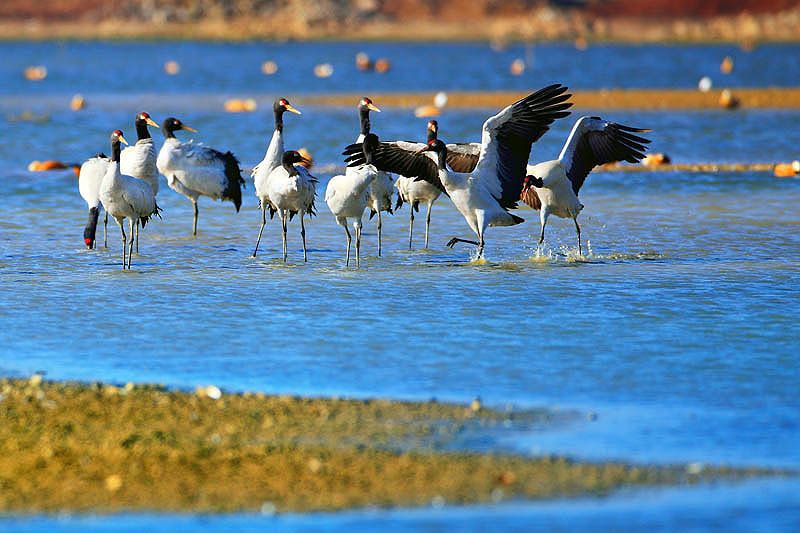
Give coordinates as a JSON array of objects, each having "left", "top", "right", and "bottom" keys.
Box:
[
  {"left": 559, "top": 116, "right": 651, "bottom": 194},
  {"left": 445, "top": 143, "right": 481, "bottom": 173},
  {"left": 475, "top": 84, "right": 573, "bottom": 209},
  {"left": 343, "top": 138, "right": 444, "bottom": 193}
]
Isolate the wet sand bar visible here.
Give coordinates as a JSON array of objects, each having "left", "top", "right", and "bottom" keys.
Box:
[{"left": 0, "top": 378, "right": 779, "bottom": 514}]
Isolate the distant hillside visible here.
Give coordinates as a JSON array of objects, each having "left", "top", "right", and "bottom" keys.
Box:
[{"left": 1, "top": 0, "right": 798, "bottom": 41}]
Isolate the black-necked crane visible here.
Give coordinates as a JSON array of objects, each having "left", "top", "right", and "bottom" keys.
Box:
[
  {"left": 78, "top": 111, "right": 159, "bottom": 250},
  {"left": 98, "top": 130, "right": 160, "bottom": 269},
  {"left": 156, "top": 117, "right": 244, "bottom": 236},
  {"left": 266, "top": 151, "right": 317, "bottom": 262},
  {"left": 344, "top": 84, "right": 573, "bottom": 259},
  {"left": 252, "top": 97, "right": 302, "bottom": 257},
  {"left": 519, "top": 117, "right": 651, "bottom": 254},
  {"left": 325, "top": 135, "right": 379, "bottom": 268},
  {"left": 352, "top": 97, "right": 394, "bottom": 257}
]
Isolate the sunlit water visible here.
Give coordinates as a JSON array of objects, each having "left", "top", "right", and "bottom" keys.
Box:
[{"left": 1, "top": 42, "right": 800, "bottom": 531}]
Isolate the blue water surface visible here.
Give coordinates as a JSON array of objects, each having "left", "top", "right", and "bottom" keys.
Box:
[{"left": 1, "top": 41, "right": 799, "bottom": 531}]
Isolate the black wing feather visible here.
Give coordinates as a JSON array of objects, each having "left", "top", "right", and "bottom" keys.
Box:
[
  {"left": 566, "top": 122, "right": 651, "bottom": 194},
  {"left": 492, "top": 84, "right": 573, "bottom": 209},
  {"left": 343, "top": 140, "right": 445, "bottom": 193}
]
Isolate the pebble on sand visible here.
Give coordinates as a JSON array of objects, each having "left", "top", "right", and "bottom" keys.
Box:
[{"left": 224, "top": 98, "right": 257, "bottom": 112}]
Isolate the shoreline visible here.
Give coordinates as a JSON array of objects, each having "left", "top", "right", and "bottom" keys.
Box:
[
  {"left": 0, "top": 377, "right": 785, "bottom": 514},
  {"left": 1, "top": 15, "right": 800, "bottom": 43}
]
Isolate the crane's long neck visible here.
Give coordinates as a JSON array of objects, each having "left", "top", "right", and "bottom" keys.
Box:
[
  {"left": 274, "top": 107, "right": 284, "bottom": 133},
  {"left": 163, "top": 125, "right": 176, "bottom": 139},
  {"left": 359, "top": 107, "right": 371, "bottom": 136},
  {"left": 111, "top": 139, "right": 121, "bottom": 163},
  {"left": 135, "top": 120, "right": 151, "bottom": 141},
  {"left": 427, "top": 129, "right": 437, "bottom": 143}
]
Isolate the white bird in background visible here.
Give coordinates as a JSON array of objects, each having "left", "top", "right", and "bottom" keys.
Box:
[
  {"left": 252, "top": 97, "right": 302, "bottom": 257},
  {"left": 157, "top": 117, "right": 245, "bottom": 236},
  {"left": 344, "top": 84, "right": 573, "bottom": 258},
  {"left": 350, "top": 97, "right": 394, "bottom": 257},
  {"left": 267, "top": 150, "right": 317, "bottom": 262},
  {"left": 79, "top": 111, "right": 160, "bottom": 250},
  {"left": 98, "top": 130, "right": 160, "bottom": 269},
  {"left": 520, "top": 116, "right": 651, "bottom": 254},
  {"left": 325, "top": 138, "right": 378, "bottom": 268}
]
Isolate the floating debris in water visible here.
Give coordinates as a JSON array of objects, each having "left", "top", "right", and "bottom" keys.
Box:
[
  {"left": 261, "top": 60, "right": 278, "bottom": 75},
  {"left": 164, "top": 60, "right": 180, "bottom": 75},
  {"left": 773, "top": 161, "right": 800, "bottom": 178},
  {"left": 510, "top": 58, "right": 525, "bottom": 76},
  {"left": 70, "top": 94, "right": 86, "bottom": 111},
  {"left": 720, "top": 56, "right": 734, "bottom": 74},
  {"left": 374, "top": 58, "right": 391, "bottom": 74},
  {"left": 355, "top": 52, "right": 371, "bottom": 71},
  {"left": 314, "top": 63, "right": 334, "bottom": 78},
  {"left": 698, "top": 76, "right": 713, "bottom": 92},
  {"left": 224, "top": 98, "right": 257, "bottom": 112},
  {"left": 24, "top": 66, "right": 47, "bottom": 81},
  {"left": 642, "top": 153, "right": 671, "bottom": 167}
]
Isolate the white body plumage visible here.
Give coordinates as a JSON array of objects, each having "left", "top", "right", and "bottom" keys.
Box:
[{"left": 157, "top": 138, "right": 231, "bottom": 202}]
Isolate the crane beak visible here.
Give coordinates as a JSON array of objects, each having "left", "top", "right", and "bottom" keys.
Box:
[
  {"left": 118, "top": 135, "right": 129, "bottom": 146},
  {"left": 285, "top": 104, "right": 302, "bottom": 115},
  {"left": 367, "top": 103, "right": 381, "bottom": 112},
  {"left": 299, "top": 156, "right": 311, "bottom": 166},
  {"left": 181, "top": 125, "right": 198, "bottom": 133},
  {"left": 145, "top": 117, "right": 160, "bottom": 128}
]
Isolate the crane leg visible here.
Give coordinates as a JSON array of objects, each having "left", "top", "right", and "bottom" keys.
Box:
[
  {"left": 252, "top": 206, "right": 267, "bottom": 258},
  {"left": 300, "top": 213, "right": 308, "bottom": 262},
  {"left": 134, "top": 220, "right": 140, "bottom": 254},
  {"left": 408, "top": 208, "right": 415, "bottom": 250},
  {"left": 446, "top": 237, "right": 480, "bottom": 248},
  {"left": 377, "top": 209, "right": 382, "bottom": 257},
  {"left": 281, "top": 210, "right": 288, "bottom": 263},
  {"left": 344, "top": 226, "right": 352, "bottom": 268},
  {"left": 127, "top": 218, "right": 135, "bottom": 269},
  {"left": 119, "top": 220, "right": 126, "bottom": 269},
  {"left": 191, "top": 198, "right": 199, "bottom": 237},
  {"left": 103, "top": 211, "right": 108, "bottom": 249},
  {"left": 573, "top": 216, "right": 582, "bottom": 255},
  {"left": 424, "top": 202, "right": 433, "bottom": 249},
  {"left": 355, "top": 224, "right": 362, "bottom": 268}
]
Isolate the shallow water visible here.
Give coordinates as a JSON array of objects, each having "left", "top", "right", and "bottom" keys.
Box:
[{"left": 1, "top": 41, "right": 800, "bottom": 530}]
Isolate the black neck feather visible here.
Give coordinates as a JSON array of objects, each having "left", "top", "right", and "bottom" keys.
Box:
[
  {"left": 359, "top": 107, "right": 371, "bottom": 135},
  {"left": 135, "top": 119, "right": 151, "bottom": 141},
  {"left": 111, "top": 139, "right": 121, "bottom": 163},
  {"left": 274, "top": 107, "right": 284, "bottom": 133}
]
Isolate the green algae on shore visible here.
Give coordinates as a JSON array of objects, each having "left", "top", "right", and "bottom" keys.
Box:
[{"left": 0, "top": 378, "right": 780, "bottom": 514}]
